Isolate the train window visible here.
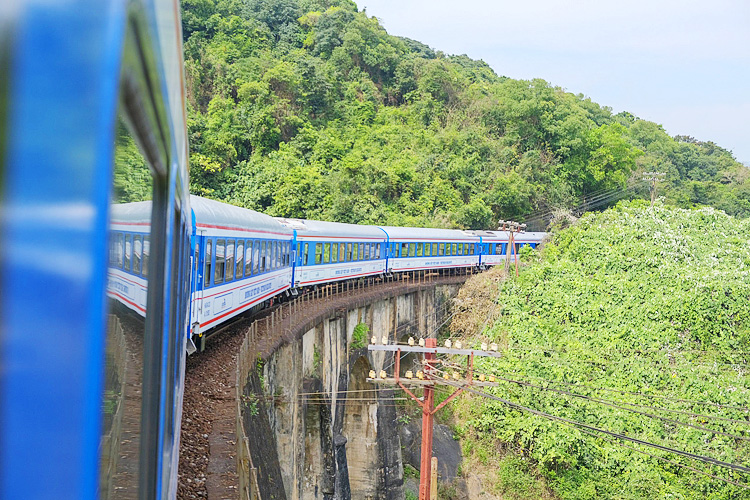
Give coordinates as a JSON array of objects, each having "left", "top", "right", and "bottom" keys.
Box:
[
  {"left": 143, "top": 236, "right": 150, "bottom": 278},
  {"left": 322, "top": 243, "right": 330, "bottom": 264},
  {"left": 376, "top": 243, "right": 381, "bottom": 258},
  {"left": 424, "top": 243, "right": 431, "bottom": 257},
  {"left": 339, "top": 243, "right": 345, "bottom": 263},
  {"left": 302, "top": 243, "right": 308, "bottom": 266},
  {"left": 438, "top": 243, "right": 444, "bottom": 256},
  {"left": 470, "top": 244, "right": 475, "bottom": 254},
  {"left": 276, "top": 241, "right": 281, "bottom": 269},
  {"left": 215, "top": 240, "right": 226, "bottom": 284},
  {"left": 101, "top": 110, "right": 157, "bottom": 496},
  {"left": 331, "top": 242, "right": 338, "bottom": 263},
  {"left": 451, "top": 243, "right": 457, "bottom": 255},
  {"left": 133, "top": 236, "right": 142, "bottom": 275},
  {"left": 205, "top": 239, "right": 213, "bottom": 285},
  {"left": 346, "top": 243, "right": 353, "bottom": 262},
  {"left": 416, "top": 243, "right": 423, "bottom": 257},
  {"left": 115, "top": 233, "right": 124, "bottom": 268},
  {"left": 226, "top": 240, "right": 235, "bottom": 281},
  {"left": 314, "top": 243, "right": 321, "bottom": 264},
  {"left": 253, "top": 240, "right": 260, "bottom": 275},
  {"left": 400, "top": 243, "right": 407, "bottom": 258},
  {"left": 245, "top": 241, "right": 253, "bottom": 276},
  {"left": 123, "top": 235, "right": 132, "bottom": 272},
  {"left": 408, "top": 243, "right": 415, "bottom": 257},
  {"left": 459, "top": 243, "right": 464, "bottom": 255},
  {"left": 235, "top": 242, "right": 244, "bottom": 279},
  {"left": 258, "top": 241, "right": 265, "bottom": 273}
]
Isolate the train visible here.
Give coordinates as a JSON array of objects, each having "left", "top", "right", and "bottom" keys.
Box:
[{"left": 0, "top": 0, "right": 543, "bottom": 499}]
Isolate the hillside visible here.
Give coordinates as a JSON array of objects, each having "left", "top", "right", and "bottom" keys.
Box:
[
  {"left": 451, "top": 202, "right": 750, "bottom": 498},
  {"left": 181, "top": 0, "right": 750, "bottom": 229}
]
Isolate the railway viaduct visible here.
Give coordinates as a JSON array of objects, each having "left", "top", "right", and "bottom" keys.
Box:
[{"left": 233, "top": 271, "right": 471, "bottom": 499}]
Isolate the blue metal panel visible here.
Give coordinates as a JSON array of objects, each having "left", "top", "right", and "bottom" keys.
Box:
[{"left": 1, "top": 1, "right": 126, "bottom": 498}]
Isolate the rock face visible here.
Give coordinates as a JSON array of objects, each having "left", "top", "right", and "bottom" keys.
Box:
[
  {"left": 400, "top": 421, "right": 462, "bottom": 484},
  {"left": 242, "top": 284, "right": 460, "bottom": 499}
]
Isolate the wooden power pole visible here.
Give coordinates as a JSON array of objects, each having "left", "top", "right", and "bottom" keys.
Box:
[
  {"left": 642, "top": 172, "right": 666, "bottom": 205},
  {"left": 368, "top": 339, "right": 502, "bottom": 499},
  {"left": 498, "top": 220, "right": 526, "bottom": 276}
]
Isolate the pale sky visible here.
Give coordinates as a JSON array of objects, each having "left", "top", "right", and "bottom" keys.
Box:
[{"left": 357, "top": 0, "right": 750, "bottom": 164}]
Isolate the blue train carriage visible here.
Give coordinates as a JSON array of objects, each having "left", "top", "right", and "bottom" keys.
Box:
[
  {"left": 108, "top": 201, "right": 153, "bottom": 315},
  {"left": 474, "top": 230, "right": 546, "bottom": 267},
  {"left": 275, "top": 218, "right": 387, "bottom": 288},
  {"left": 379, "top": 226, "right": 482, "bottom": 273},
  {"left": 1, "top": 0, "right": 190, "bottom": 498},
  {"left": 190, "top": 196, "right": 293, "bottom": 348}
]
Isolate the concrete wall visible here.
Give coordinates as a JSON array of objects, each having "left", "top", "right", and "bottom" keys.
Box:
[{"left": 244, "top": 284, "right": 459, "bottom": 500}]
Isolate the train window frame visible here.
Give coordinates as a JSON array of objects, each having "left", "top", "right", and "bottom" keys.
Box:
[
  {"left": 416, "top": 243, "right": 423, "bottom": 257},
  {"left": 123, "top": 234, "right": 132, "bottom": 272},
  {"left": 408, "top": 243, "right": 415, "bottom": 257},
  {"left": 424, "top": 243, "right": 431, "bottom": 257},
  {"left": 215, "top": 239, "right": 225, "bottom": 285},
  {"left": 226, "top": 240, "right": 235, "bottom": 282},
  {"left": 133, "top": 235, "right": 142, "bottom": 275},
  {"left": 236, "top": 241, "right": 244, "bottom": 279},
  {"left": 451, "top": 243, "right": 457, "bottom": 255},
  {"left": 260, "top": 240, "right": 268, "bottom": 274},
  {"left": 204, "top": 240, "right": 212, "bottom": 287},
  {"left": 245, "top": 240, "right": 253, "bottom": 276},
  {"left": 253, "top": 240, "right": 260, "bottom": 275}
]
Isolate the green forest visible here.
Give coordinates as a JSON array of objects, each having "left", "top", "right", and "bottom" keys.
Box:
[
  {"left": 182, "top": 0, "right": 749, "bottom": 230},
  {"left": 454, "top": 202, "right": 750, "bottom": 499}
]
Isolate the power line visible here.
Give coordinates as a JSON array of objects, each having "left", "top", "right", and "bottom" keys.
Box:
[
  {"left": 440, "top": 378, "right": 750, "bottom": 474},
  {"left": 487, "top": 373, "right": 750, "bottom": 441}
]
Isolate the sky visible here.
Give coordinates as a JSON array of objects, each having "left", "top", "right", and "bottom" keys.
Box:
[{"left": 356, "top": 0, "right": 750, "bottom": 164}]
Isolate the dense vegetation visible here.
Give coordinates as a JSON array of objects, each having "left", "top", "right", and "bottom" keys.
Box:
[
  {"left": 453, "top": 202, "right": 750, "bottom": 499},
  {"left": 181, "top": 0, "right": 749, "bottom": 229}
]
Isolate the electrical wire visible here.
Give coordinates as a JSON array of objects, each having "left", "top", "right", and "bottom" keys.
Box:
[{"left": 437, "top": 377, "right": 750, "bottom": 474}]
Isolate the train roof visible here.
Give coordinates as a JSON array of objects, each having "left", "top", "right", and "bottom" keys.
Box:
[
  {"left": 378, "top": 225, "right": 479, "bottom": 241},
  {"left": 275, "top": 218, "right": 386, "bottom": 240},
  {"left": 191, "top": 195, "right": 292, "bottom": 236},
  {"left": 110, "top": 201, "right": 152, "bottom": 225}
]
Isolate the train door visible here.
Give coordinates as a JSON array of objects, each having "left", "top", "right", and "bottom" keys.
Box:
[{"left": 190, "top": 231, "right": 207, "bottom": 346}]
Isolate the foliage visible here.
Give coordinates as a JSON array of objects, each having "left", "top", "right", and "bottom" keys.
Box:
[
  {"left": 456, "top": 202, "right": 750, "bottom": 498},
  {"left": 351, "top": 322, "right": 369, "bottom": 349},
  {"left": 180, "top": 0, "right": 749, "bottom": 230}
]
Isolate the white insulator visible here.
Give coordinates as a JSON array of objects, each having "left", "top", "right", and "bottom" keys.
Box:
[
  {"left": 418, "top": 338, "right": 425, "bottom": 347},
  {"left": 416, "top": 370, "right": 424, "bottom": 380},
  {"left": 408, "top": 337, "right": 415, "bottom": 346},
  {"left": 481, "top": 342, "right": 488, "bottom": 351},
  {"left": 405, "top": 370, "right": 413, "bottom": 379},
  {"left": 381, "top": 335, "right": 388, "bottom": 345},
  {"left": 489, "top": 375, "right": 496, "bottom": 383},
  {"left": 371, "top": 336, "right": 378, "bottom": 345},
  {"left": 479, "top": 374, "right": 486, "bottom": 382},
  {"left": 369, "top": 370, "right": 376, "bottom": 379},
  {"left": 490, "top": 342, "right": 498, "bottom": 351},
  {"left": 452, "top": 371, "right": 460, "bottom": 380},
  {"left": 454, "top": 340, "right": 462, "bottom": 350},
  {"left": 443, "top": 373, "right": 450, "bottom": 380},
  {"left": 444, "top": 339, "right": 452, "bottom": 348},
  {"left": 379, "top": 370, "right": 387, "bottom": 379}
]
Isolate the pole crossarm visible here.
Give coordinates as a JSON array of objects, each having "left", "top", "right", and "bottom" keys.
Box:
[
  {"left": 367, "top": 339, "right": 502, "bottom": 500},
  {"left": 368, "top": 344, "right": 503, "bottom": 358}
]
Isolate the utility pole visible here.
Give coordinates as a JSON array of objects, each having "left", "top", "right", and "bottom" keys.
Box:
[
  {"left": 498, "top": 220, "right": 526, "bottom": 276},
  {"left": 368, "top": 338, "right": 502, "bottom": 500},
  {"left": 642, "top": 172, "right": 666, "bottom": 206}
]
